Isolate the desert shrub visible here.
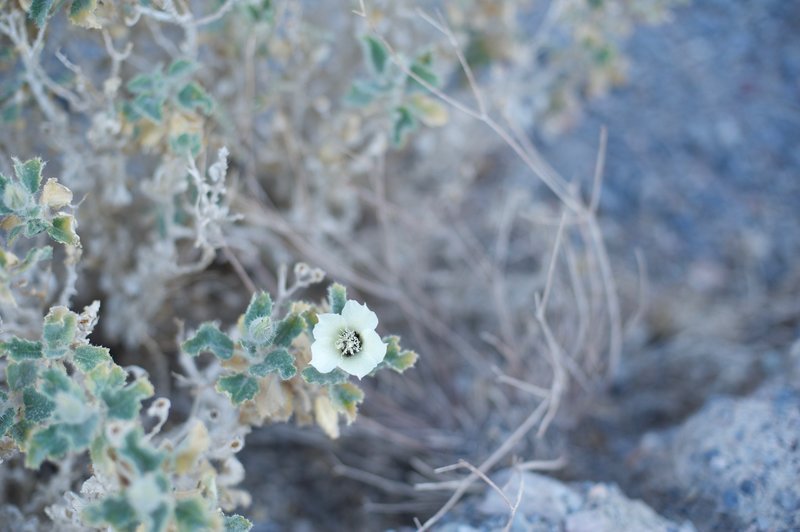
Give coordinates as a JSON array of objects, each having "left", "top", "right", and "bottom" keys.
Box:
[{"left": 0, "top": 0, "right": 684, "bottom": 529}]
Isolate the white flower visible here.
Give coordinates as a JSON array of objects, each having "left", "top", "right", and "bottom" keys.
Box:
[{"left": 310, "top": 300, "right": 387, "bottom": 379}]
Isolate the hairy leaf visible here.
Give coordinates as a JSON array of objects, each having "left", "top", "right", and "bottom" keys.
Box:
[
  {"left": 13, "top": 157, "right": 44, "bottom": 195},
  {"left": 6, "top": 361, "right": 37, "bottom": 390},
  {"left": 47, "top": 215, "right": 80, "bottom": 246},
  {"left": 25, "top": 424, "right": 70, "bottom": 468},
  {"left": 175, "top": 497, "right": 215, "bottom": 532},
  {"left": 216, "top": 374, "right": 259, "bottom": 404},
  {"left": 119, "top": 428, "right": 164, "bottom": 473},
  {"left": 23, "top": 388, "right": 55, "bottom": 423},
  {"left": 249, "top": 348, "right": 296, "bottom": 380},
  {"left": 176, "top": 82, "right": 214, "bottom": 115},
  {"left": 330, "top": 382, "right": 364, "bottom": 423},
  {"left": 182, "top": 323, "right": 234, "bottom": 360},
  {"left": 363, "top": 36, "right": 389, "bottom": 76},
  {"left": 272, "top": 313, "right": 305, "bottom": 347},
  {"left": 224, "top": 514, "right": 253, "bottom": 532},
  {"left": 392, "top": 106, "right": 417, "bottom": 147},
  {"left": 102, "top": 378, "right": 154, "bottom": 420},
  {"left": 28, "top": 0, "right": 55, "bottom": 27},
  {"left": 301, "top": 367, "right": 349, "bottom": 386},
  {"left": 43, "top": 306, "right": 77, "bottom": 358},
  {"left": 73, "top": 345, "right": 112, "bottom": 372},
  {"left": 327, "top": 283, "right": 347, "bottom": 314},
  {"left": 84, "top": 496, "right": 138, "bottom": 530},
  {"left": 380, "top": 335, "right": 419, "bottom": 373}
]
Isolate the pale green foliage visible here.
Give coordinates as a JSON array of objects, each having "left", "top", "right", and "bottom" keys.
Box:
[
  {"left": 347, "top": 37, "right": 447, "bottom": 146},
  {"left": 184, "top": 287, "right": 415, "bottom": 408},
  {"left": 0, "top": 159, "right": 414, "bottom": 530},
  {"left": 0, "top": 157, "right": 79, "bottom": 247},
  {"left": 0, "top": 0, "right": 685, "bottom": 528}
]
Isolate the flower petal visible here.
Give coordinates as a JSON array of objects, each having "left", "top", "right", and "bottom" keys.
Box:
[
  {"left": 337, "top": 352, "right": 380, "bottom": 379},
  {"left": 313, "top": 313, "right": 346, "bottom": 343},
  {"left": 310, "top": 339, "right": 341, "bottom": 373},
  {"left": 360, "top": 329, "right": 387, "bottom": 365},
  {"left": 341, "top": 300, "right": 378, "bottom": 331}
]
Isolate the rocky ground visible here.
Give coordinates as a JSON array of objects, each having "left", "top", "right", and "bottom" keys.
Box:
[{"left": 434, "top": 1, "right": 800, "bottom": 531}]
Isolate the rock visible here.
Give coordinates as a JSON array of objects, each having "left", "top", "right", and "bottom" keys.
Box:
[
  {"left": 434, "top": 471, "right": 694, "bottom": 532},
  {"left": 632, "top": 386, "right": 800, "bottom": 531},
  {"left": 610, "top": 337, "right": 766, "bottom": 429},
  {"left": 0, "top": 505, "right": 41, "bottom": 532}
]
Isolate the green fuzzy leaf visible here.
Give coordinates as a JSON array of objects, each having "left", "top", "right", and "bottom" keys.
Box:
[
  {"left": 23, "top": 388, "right": 55, "bottom": 423},
  {"left": 169, "top": 133, "right": 202, "bottom": 157},
  {"left": 39, "top": 367, "right": 73, "bottom": 397},
  {"left": 7, "top": 224, "right": 28, "bottom": 245},
  {"left": 73, "top": 345, "right": 112, "bottom": 372},
  {"left": 331, "top": 382, "right": 364, "bottom": 405},
  {"left": 175, "top": 497, "right": 214, "bottom": 532},
  {"left": 216, "top": 373, "right": 259, "bottom": 404},
  {"left": 127, "top": 73, "right": 162, "bottom": 95},
  {"left": 69, "top": 0, "right": 97, "bottom": 19},
  {"left": 89, "top": 433, "right": 110, "bottom": 473},
  {"left": 363, "top": 35, "right": 389, "bottom": 76},
  {"left": 132, "top": 94, "right": 165, "bottom": 123},
  {"left": 148, "top": 502, "right": 170, "bottom": 532},
  {"left": 249, "top": 348, "right": 296, "bottom": 380},
  {"left": 176, "top": 82, "right": 214, "bottom": 115},
  {"left": 182, "top": 323, "right": 234, "bottom": 360},
  {"left": 6, "top": 361, "right": 37, "bottom": 390},
  {"left": 1, "top": 102, "right": 20, "bottom": 123},
  {"left": 24, "top": 415, "right": 98, "bottom": 468},
  {"left": 0, "top": 174, "right": 8, "bottom": 215},
  {"left": 13, "top": 157, "right": 44, "bottom": 195},
  {"left": 224, "top": 514, "right": 253, "bottom": 532},
  {"left": 85, "top": 364, "right": 126, "bottom": 396},
  {"left": 119, "top": 428, "right": 164, "bottom": 473},
  {"left": 380, "top": 335, "right": 418, "bottom": 373},
  {"left": 245, "top": 0, "right": 273, "bottom": 22},
  {"left": 17, "top": 245, "right": 53, "bottom": 273},
  {"left": 167, "top": 59, "right": 195, "bottom": 78},
  {"left": 120, "top": 101, "right": 141, "bottom": 122},
  {"left": 407, "top": 58, "right": 439, "bottom": 91},
  {"left": 2, "top": 181, "right": 30, "bottom": 212},
  {"left": 344, "top": 79, "right": 380, "bottom": 107},
  {"left": 102, "top": 378, "right": 154, "bottom": 420},
  {"left": 43, "top": 307, "right": 77, "bottom": 358},
  {"left": 24, "top": 218, "right": 49, "bottom": 238},
  {"left": 330, "top": 382, "right": 364, "bottom": 419},
  {"left": 47, "top": 215, "right": 80, "bottom": 246},
  {"left": 28, "top": 0, "right": 55, "bottom": 27},
  {"left": 327, "top": 283, "right": 347, "bottom": 314},
  {"left": 244, "top": 292, "right": 273, "bottom": 328},
  {"left": 272, "top": 313, "right": 305, "bottom": 347},
  {"left": 0, "top": 407, "right": 15, "bottom": 438},
  {"left": 25, "top": 424, "right": 70, "bottom": 468},
  {"left": 58, "top": 414, "right": 99, "bottom": 448},
  {"left": 84, "top": 496, "right": 137, "bottom": 530},
  {"left": 10, "top": 420, "right": 32, "bottom": 444},
  {"left": 464, "top": 35, "right": 492, "bottom": 70},
  {"left": 301, "top": 308, "right": 318, "bottom": 336},
  {"left": 301, "top": 367, "right": 349, "bottom": 386},
  {"left": 392, "top": 106, "right": 417, "bottom": 147}
]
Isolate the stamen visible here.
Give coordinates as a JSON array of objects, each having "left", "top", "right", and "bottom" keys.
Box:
[{"left": 335, "top": 328, "right": 362, "bottom": 357}]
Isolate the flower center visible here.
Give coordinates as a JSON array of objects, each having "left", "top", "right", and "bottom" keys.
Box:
[{"left": 335, "top": 328, "right": 362, "bottom": 358}]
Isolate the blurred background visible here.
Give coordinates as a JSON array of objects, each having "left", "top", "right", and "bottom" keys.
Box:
[
  {"left": 240, "top": 2, "right": 800, "bottom": 530},
  {"left": 0, "top": 0, "right": 797, "bottom": 530}
]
